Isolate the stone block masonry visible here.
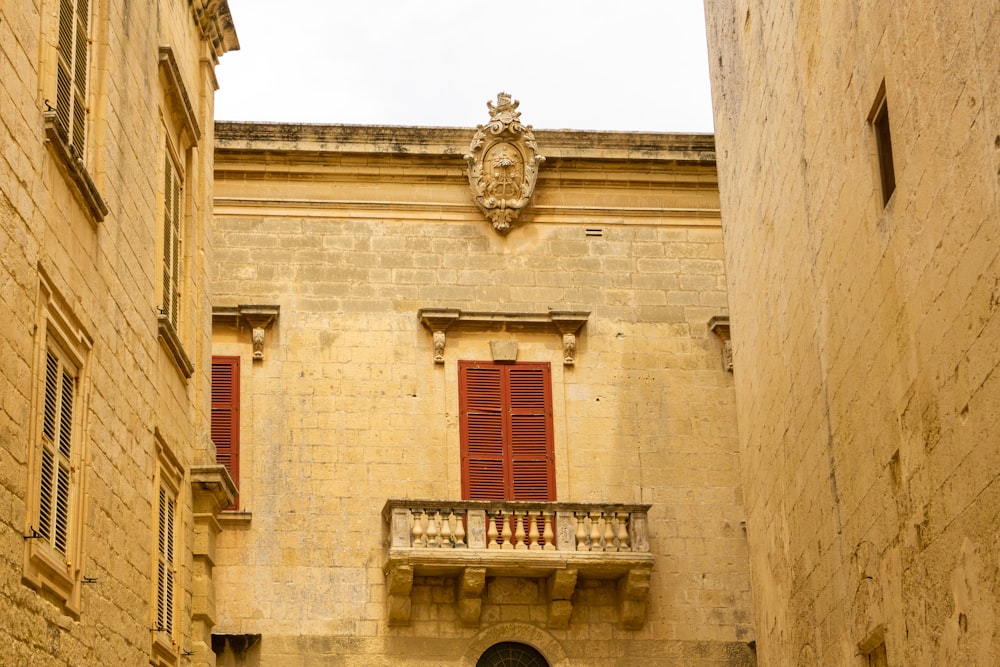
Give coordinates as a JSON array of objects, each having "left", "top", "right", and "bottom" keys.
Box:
[{"left": 210, "top": 123, "right": 755, "bottom": 665}]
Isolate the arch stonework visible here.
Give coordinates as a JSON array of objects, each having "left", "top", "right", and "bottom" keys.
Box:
[{"left": 460, "top": 623, "right": 569, "bottom": 667}]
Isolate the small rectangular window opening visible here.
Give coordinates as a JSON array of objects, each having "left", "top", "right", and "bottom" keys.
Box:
[
  {"left": 871, "top": 86, "right": 896, "bottom": 206},
  {"left": 585, "top": 228, "right": 603, "bottom": 237}
]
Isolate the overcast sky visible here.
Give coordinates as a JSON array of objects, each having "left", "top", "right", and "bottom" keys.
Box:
[{"left": 214, "top": 1, "right": 715, "bottom": 133}]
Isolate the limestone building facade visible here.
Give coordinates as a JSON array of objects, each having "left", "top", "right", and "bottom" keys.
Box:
[
  {"left": 704, "top": 1, "right": 1000, "bottom": 665},
  {"left": 0, "top": 1, "right": 237, "bottom": 665},
  {"left": 207, "top": 115, "right": 755, "bottom": 665}
]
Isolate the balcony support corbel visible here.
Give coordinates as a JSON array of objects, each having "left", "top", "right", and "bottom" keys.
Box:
[
  {"left": 618, "top": 568, "right": 651, "bottom": 630},
  {"left": 457, "top": 567, "right": 486, "bottom": 627},
  {"left": 546, "top": 568, "right": 578, "bottom": 629},
  {"left": 386, "top": 564, "right": 413, "bottom": 626}
]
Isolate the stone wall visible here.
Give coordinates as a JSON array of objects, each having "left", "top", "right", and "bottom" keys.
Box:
[
  {"left": 704, "top": 1, "right": 1000, "bottom": 664},
  {"left": 210, "top": 122, "right": 755, "bottom": 665},
  {"left": 0, "top": 1, "right": 235, "bottom": 665}
]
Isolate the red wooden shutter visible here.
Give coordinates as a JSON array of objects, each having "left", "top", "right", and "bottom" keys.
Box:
[
  {"left": 459, "top": 361, "right": 554, "bottom": 501},
  {"left": 460, "top": 363, "right": 506, "bottom": 500},
  {"left": 507, "top": 364, "right": 554, "bottom": 501},
  {"left": 211, "top": 356, "right": 240, "bottom": 507}
]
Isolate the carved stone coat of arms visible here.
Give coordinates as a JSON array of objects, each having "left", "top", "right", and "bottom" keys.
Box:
[{"left": 465, "top": 93, "right": 545, "bottom": 234}]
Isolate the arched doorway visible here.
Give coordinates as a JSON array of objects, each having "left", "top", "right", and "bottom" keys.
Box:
[{"left": 476, "top": 642, "right": 550, "bottom": 667}]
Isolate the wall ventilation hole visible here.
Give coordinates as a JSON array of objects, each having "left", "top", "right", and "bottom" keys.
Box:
[{"left": 585, "top": 228, "right": 603, "bottom": 237}]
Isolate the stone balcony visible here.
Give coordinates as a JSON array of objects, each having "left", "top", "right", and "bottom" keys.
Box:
[{"left": 382, "top": 499, "right": 654, "bottom": 629}]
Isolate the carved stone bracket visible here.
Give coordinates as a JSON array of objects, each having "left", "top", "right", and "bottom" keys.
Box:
[
  {"left": 418, "top": 309, "right": 461, "bottom": 363},
  {"left": 465, "top": 93, "right": 545, "bottom": 234},
  {"left": 213, "top": 305, "right": 280, "bottom": 361},
  {"left": 386, "top": 564, "right": 414, "bottom": 626},
  {"left": 618, "top": 568, "right": 652, "bottom": 630},
  {"left": 418, "top": 309, "right": 589, "bottom": 365},
  {"left": 457, "top": 567, "right": 487, "bottom": 627},
  {"left": 708, "top": 315, "right": 733, "bottom": 372},
  {"left": 547, "top": 569, "right": 578, "bottom": 628}
]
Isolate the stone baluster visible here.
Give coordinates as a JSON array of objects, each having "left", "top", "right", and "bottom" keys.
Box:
[
  {"left": 603, "top": 512, "right": 617, "bottom": 552},
  {"left": 513, "top": 512, "right": 527, "bottom": 550},
  {"left": 527, "top": 510, "right": 541, "bottom": 550},
  {"left": 501, "top": 510, "right": 514, "bottom": 550},
  {"left": 542, "top": 512, "right": 556, "bottom": 551},
  {"left": 575, "top": 513, "right": 589, "bottom": 551},
  {"left": 487, "top": 510, "right": 500, "bottom": 549},
  {"left": 589, "top": 512, "right": 602, "bottom": 551},
  {"left": 426, "top": 510, "right": 440, "bottom": 547},
  {"left": 440, "top": 510, "right": 452, "bottom": 546},
  {"left": 412, "top": 510, "right": 425, "bottom": 547},
  {"left": 453, "top": 511, "right": 467, "bottom": 548},
  {"left": 617, "top": 512, "right": 631, "bottom": 551}
]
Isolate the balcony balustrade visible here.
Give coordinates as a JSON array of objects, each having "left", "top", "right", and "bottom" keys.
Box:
[{"left": 382, "top": 499, "right": 654, "bottom": 630}]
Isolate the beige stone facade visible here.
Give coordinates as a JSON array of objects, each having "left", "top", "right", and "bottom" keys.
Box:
[
  {"left": 704, "top": 1, "right": 1000, "bottom": 665},
  {"left": 0, "top": 1, "right": 236, "bottom": 665},
  {"left": 209, "top": 121, "right": 754, "bottom": 665}
]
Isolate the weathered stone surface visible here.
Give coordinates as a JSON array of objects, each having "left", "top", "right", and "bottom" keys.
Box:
[
  {"left": 0, "top": 1, "right": 235, "bottom": 665},
  {"left": 704, "top": 0, "right": 1000, "bottom": 664},
  {"left": 210, "top": 122, "right": 751, "bottom": 664}
]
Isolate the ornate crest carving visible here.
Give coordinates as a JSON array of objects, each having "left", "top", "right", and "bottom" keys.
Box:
[{"left": 465, "top": 93, "right": 545, "bottom": 234}]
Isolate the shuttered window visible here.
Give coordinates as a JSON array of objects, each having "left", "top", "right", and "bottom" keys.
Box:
[
  {"left": 459, "top": 361, "right": 554, "bottom": 501},
  {"left": 211, "top": 356, "right": 240, "bottom": 506},
  {"left": 161, "top": 153, "right": 182, "bottom": 329},
  {"left": 155, "top": 484, "right": 176, "bottom": 635},
  {"left": 37, "top": 346, "right": 77, "bottom": 555},
  {"left": 54, "top": 0, "right": 91, "bottom": 155}
]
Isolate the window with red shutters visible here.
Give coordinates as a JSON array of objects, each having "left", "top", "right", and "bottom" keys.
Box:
[
  {"left": 211, "top": 356, "right": 240, "bottom": 507},
  {"left": 459, "top": 361, "right": 554, "bottom": 501}
]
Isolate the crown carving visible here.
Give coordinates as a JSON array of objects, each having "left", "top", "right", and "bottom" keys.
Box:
[{"left": 465, "top": 93, "right": 545, "bottom": 234}]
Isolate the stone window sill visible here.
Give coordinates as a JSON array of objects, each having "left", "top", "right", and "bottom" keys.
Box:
[
  {"left": 158, "top": 314, "right": 193, "bottom": 379},
  {"left": 43, "top": 113, "right": 108, "bottom": 224},
  {"left": 22, "top": 538, "right": 81, "bottom": 618}
]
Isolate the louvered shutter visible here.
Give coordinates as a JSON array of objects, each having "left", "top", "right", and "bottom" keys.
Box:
[
  {"left": 460, "top": 363, "right": 506, "bottom": 500},
  {"left": 38, "top": 347, "right": 76, "bottom": 554},
  {"left": 506, "top": 364, "right": 554, "bottom": 501},
  {"left": 55, "top": 0, "right": 90, "bottom": 154},
  {"left": 459, "top": 361, "right": 554, "bottom": 501},
  {"left": 211, "top": 356, "right": 240, "bottom": 506},
  {"left": 162, "top": 155, "right": 182, "bottom": 328},
  {"left": 156, "top": 485, "right": 175, "bottom": 634}
]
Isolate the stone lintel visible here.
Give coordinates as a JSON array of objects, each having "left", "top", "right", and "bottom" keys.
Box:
[
  {"left": 212, "top": 304, "right": 280, "bottom": 328},
  {"left": 417, "top": 309, "right": 589, "bottom": 365}
]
